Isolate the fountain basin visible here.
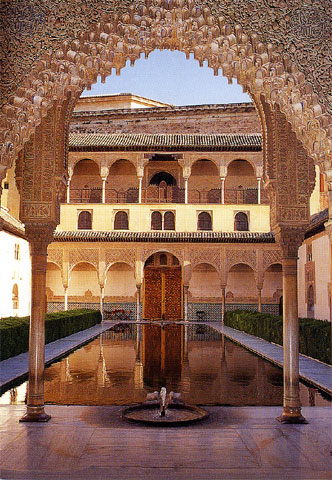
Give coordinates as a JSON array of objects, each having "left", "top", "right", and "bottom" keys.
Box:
[{"left": 122, "top": 403, "right": 209, "bottom": 426}]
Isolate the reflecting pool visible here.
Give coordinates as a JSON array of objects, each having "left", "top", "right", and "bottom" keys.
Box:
[{"left": 1, "top": 324, "right": 330, "bottom": 406}]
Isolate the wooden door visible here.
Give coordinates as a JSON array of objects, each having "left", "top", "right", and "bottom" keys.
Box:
[{"left": 143, "top": 267, "right": 182, "bottom": 320}]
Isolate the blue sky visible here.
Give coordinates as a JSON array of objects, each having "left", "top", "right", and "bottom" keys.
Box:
[{"left": 81, "top": 50, "right": 251, "bottom": 106}]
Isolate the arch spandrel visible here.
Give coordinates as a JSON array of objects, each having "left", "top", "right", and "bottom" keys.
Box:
[{"left": 0, "top": 0, "right": 331, "bottom": 174}]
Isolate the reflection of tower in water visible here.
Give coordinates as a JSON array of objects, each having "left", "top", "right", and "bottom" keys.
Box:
[{"left": 142, "top": 324, "right": 183, "bottom": 389}]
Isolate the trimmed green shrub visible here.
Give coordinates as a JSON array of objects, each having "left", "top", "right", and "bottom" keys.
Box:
[
  {"left": 0, "top": 309, "right": 102, "bottom": 361},
  {"left": 224, "top": 310, "right": 331, "bottom": 365}
]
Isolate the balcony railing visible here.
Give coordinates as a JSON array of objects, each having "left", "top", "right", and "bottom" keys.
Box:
[{"left": 69, "top": 187, "right": 268, "bottom": 205}]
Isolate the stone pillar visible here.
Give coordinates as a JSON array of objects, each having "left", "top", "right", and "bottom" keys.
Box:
[
  {"left": 257, "top": 287, "right": 262, "bottom": 312},
  {"left": 0, "top": 165, "right": 7, "bottom": 206},
  {"left": 138, "top": 176, "right": 143, "bottom": 204},
  {"left": 220, "top": 177, "right": 225, "bottom": 204},
  {"left": 183, "top": 285, "right": 189, "bottom": 322},
  {"left": 64, "top": 287, "right": 68, "bottom": 311},
  {"left": 184, "top": 177, "right": 189, "bottom": 204},
  {"left": 66, "top": 178, "right": 71, "bottom": 204},
  {"left": 275, "top": 227, "right": 307, "bottom": 424},
  {"left": 100, "top": 285, "right": 104, "bottom": 320},
  {"left": 20, "top": 224, "right": 55, "bottom": 422},
  {"left": 257, "top": 177, "right": 261, "bottom": 204},
  {"left": 136, "top": 284, "right": 142, "bottom": 322},
  {"left": 221, "top": 286, "right": 226, "bottom": 322}
]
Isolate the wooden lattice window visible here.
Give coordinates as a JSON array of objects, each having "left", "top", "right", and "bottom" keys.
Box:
[
  {"left": 234, "top": 212, "right": 249, "bottom": 231},
  {"left": 151, "top": 211, "right": 162, "bottom": 230},
  {"left": 197, "top": 212, "right": 212, "bottom": 231},
  {"left": 307, "top": 285, "right": 314, "bottom": 312},
  {"left": 78, "top": 211, "right": 92, "bottom": 230},
  {"left": 164, "top": 211, "right": 175, "bottom": 230},
  {"left": 114, "top": 211, "right": 129, "bottom": 230}
]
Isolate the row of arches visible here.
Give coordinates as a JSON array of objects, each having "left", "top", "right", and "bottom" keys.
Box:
[
  {"left": 46, "top": 255, "right": 283, "bottom": 314},
  {"left": 69, "top": 157, "right": 265, "bottom": 205},
  {"left": 77, "top": 210, "right": 250, "bottom": 231}
]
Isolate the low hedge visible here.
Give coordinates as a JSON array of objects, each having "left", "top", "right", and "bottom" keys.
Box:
[
  {"left": 0, "top": 309, "right": 102, "bottom": 361},
  {"left": 224, "top": 310, "right": 331, "bottom": 365}
]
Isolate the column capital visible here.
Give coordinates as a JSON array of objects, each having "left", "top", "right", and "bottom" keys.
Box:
[
  {"left": 273, "top": 225, "right": 306, "bottom": 259},
  {"left": 25, "top": 222, "right": 56, "bottom": 256}
]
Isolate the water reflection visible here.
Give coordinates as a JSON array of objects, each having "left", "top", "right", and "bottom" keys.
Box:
[{"left": 0, "top": 324, "right": 330, "bottom": 407}]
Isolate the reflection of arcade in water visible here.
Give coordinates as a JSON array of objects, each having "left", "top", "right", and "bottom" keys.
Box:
[
  {"left": 1, "top": 324, "right": 330, "bottom": 407},
  {"left": 143, "top": 252, "right": 182, "bottom": 320}
]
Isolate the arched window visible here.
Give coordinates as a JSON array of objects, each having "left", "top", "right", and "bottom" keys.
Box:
[
  {"left": 12, "top": 284, "right": 19, "bottom": 310},
  {"left": 197, "top": 212, "right": 212, "bottom": 231},
  {"left": 151, "top": 211, "right": 162, "bottom": 230},
  {"left": 160, "top": 253, "right": 167, "bottom": 265},
  {"left": 114, "top": 211, "right": 129, "bottom": 230},
  {"left": 234, "top": 212, "right": 249, "bottom": 231},
  {"left": 78, "top": 211, "right": 92, "bottom": 230},
  {"left": 164, "top": 211, "right": 175, "bottom": 230}
]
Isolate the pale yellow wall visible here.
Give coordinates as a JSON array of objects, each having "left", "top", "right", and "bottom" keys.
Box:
[
  {"left": 0, "top": 231, "right": 31, "bottom": 318},
  {"left": 309, "top": 165, "right": 321, "bottom": 216},
  {"left": 46, "top": 264, "right": 65, "bottom": 297},
  {"left": 74, "top": 94, "right": 170, "bottom": 112},
  {"left": 189, "top": 264, "right": 221, "bottom": 299},
  {"left": 104, "top": 263, "right": 136, "bottom": 299},
  {"left": 68, "top": 263, "right": 100, "bottom": 297},
  {"left": 1, "top": 165, "right": 20, "bottom": 219},
  {"left": 57, "top": 203, "right": 271, "bottom": 233}
]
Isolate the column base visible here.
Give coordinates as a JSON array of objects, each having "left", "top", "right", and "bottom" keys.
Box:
[
  {"left": 277, "top": 407, "right": 308, "bottom": 424},
  {"left": 20, "top": 406, "right": 51, "bottom": 423}
]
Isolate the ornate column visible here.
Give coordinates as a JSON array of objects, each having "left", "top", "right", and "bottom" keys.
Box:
[
  {"left": 136, "top": 284, "right": 142, "bottom": 322},
  {"left": 20, "top": 223, "right": 55, "bottom": 422},
  {"left": 100, "top": 166, "right": 109, "bottom": 204},
  {"left": 178, "top": 155, "right": 191, "bottom": 205},
  {"left": 275, "top": 227, "right": 307, "bottom": 424}
]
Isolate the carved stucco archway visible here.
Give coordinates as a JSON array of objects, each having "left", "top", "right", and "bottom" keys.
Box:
[{"left": 1, "top": 0, "right": 331, "bottom": 176}]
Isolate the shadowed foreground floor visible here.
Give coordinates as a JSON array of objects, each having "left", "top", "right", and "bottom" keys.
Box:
[{"left": 0, "top": 405, "right": 331, "bottom": 480}]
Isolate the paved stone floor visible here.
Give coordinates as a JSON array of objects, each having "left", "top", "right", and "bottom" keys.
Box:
[{"left": 0, "top": 405, "right": 331, "bottom": 479}]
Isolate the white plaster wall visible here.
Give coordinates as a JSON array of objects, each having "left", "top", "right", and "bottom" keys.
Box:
[
  {"left": 312, "top": 235, "right": 330, "bottom": 320},
  {"left": 226, "top": 270, "right": 257, "bottom": 298},
  {"left": 262, "top": 269, "right": 282, "bottom": 298},
  {"left": 0, "top": 231, "right": 31, "bottom": 318},
  {"left": 297, "top": 244, "right": 306, "bottom": 318},
  {"left": 46, "top": 266, "right": 65, "bottom": 297}
]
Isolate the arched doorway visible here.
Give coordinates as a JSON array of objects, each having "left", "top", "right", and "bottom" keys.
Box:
[{"left": 143, "top": 252, "right": 182, "bottom": 320}]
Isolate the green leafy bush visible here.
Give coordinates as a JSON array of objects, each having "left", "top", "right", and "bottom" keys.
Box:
[
  {"left": 0, "top": 309, "right": 101, "bottom": 361},
  {"left": 224, "top": 310, "right": 331, "bottom": 365}
]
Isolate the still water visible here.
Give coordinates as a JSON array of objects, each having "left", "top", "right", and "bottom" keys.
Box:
[{"left": 1, "top": 324, "right": 330, "bottom": 406}]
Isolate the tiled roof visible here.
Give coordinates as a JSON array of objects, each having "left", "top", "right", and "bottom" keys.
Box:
[
  {"left": 53, "top": 230, "right": 274, "bottom": 243},
  {"left": 69, "top": 133, "right": 262, "bottom": 152},
  {"left": 305, "top": 208, "right": 328, "bottom": 238}
]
